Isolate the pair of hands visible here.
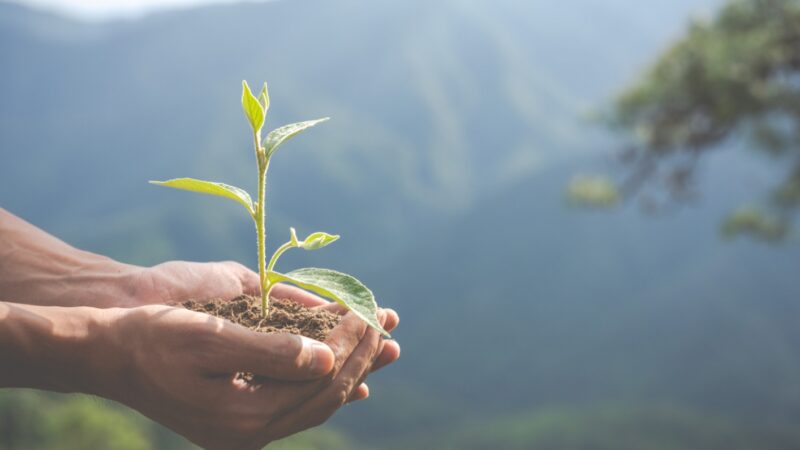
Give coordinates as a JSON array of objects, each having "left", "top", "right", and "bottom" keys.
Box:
[
  {"left": 116, "top": 266, "right": 400, "bottom": 450},
  {"left": 0, "top": 209, "right": 400, "bottom": 450}
]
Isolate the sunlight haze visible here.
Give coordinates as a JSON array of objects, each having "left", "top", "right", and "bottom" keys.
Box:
[{"left": 8, "top": 0, "right": 265, "bottom": 20}]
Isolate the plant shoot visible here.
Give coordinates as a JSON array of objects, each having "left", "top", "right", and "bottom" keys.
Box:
[{"left": 151, "top": 81, "right": 388, "bottom": 336}]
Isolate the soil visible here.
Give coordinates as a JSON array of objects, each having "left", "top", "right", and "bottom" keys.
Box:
[{"left": 181, "top": 295, "right": 340, "bottom": 342}]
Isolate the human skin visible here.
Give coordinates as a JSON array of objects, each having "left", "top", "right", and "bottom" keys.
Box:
[{"left": 0, "top": 208, "right": 400, "bottom": 448}]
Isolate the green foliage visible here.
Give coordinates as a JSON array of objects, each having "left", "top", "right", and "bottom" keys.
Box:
[
  {"left": 241, "top": 80, "right": 265, "bottom": 134},
  {"left": 290, "top": 227, "right": 340, "bottom": 250},
  {"left": 44, "top": 397, "right": 152, "bottom": 450},
  {"left": 268, "top": 425, "right": 357, "bottom": 450},
  {"left": 264, "top": 118, "right": 330, "bottom": 158},
  {"left": 721, "top": 205, "right": 790, "bottom": 241},
  {"left": 614, "top": 0, "right": 800, "bottom": 151},
  {"left": 151, "top": 81, "right": 385, "bottom": 334},
  {"left": 608, "top": 0, "right": 800, "bottom": 239},
  {"left": 566, "top": 174, "right": 620, "bottom": 208},
  {"left": 257, "top": 82, "right": 270, "bottom": 114},
  {"left": 149, "top": 178, "right": 254, "bottom": 215},
  {"left": 0, "top": 391, "right": 153, "bottom": 450},
  {"left": 269, "top": 268, "right": 389, "bottom": 337},
  {"left": 0, "top": 390, "right": 359, "bottom": 450}
]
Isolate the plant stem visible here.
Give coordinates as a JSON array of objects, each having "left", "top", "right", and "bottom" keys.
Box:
[
  {"left": 267, "top": 241, "right": 293, "bottom": 274},
  {"left": 253, "top": 131, "right": 270, "bottom": 317}
]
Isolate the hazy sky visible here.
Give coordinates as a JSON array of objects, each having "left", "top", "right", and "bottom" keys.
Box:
[{"left": 9, "top": 0, "right": 263, "bottom": 20}]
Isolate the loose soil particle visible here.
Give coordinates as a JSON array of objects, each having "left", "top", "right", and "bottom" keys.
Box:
[{"left": 182, "top": 295, "right": 340, "bottom": 342}]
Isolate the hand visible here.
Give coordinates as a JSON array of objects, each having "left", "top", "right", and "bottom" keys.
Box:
[
  {"left": 128, "top": 260, "right": 261, "bottom": 306},
  {"left": 0, "top": 300, "right": 399, "bottom": 450},
  {"left": 269, "top": 283, "right": 401, "bottom": 402},
  {"left": 104, "top": 303, "right": 396, "bottom": 450},
  {"left": 131, "top": 266, "right": 402, "bottom": 403}
]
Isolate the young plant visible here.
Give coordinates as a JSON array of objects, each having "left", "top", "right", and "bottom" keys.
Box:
[{"left": 150, "top": 81, "right": 388, "bottom": 336}]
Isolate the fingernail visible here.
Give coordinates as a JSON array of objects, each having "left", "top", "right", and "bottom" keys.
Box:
[{"left": 302, "top": 337, "right": 334, "bottom": 374}]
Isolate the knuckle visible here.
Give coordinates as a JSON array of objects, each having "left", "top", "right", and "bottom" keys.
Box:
[
  {"left": 222, "top": 260, "right": 244, "bottom": 269},
  {"left": 330, "top": 382, "right": 351, "bottom": 408},
  {"left": 272, "top": 335, "right": 304, "bottom": 366}
]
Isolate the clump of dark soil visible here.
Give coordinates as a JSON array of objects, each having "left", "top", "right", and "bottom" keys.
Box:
[{"left": 182, "top": 295, "right": 340, "bottom": 342}]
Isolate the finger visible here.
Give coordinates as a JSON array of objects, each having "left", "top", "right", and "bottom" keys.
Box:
[
  {"left": 371, "top": 340, "right": 401, "bottom": 373},
  {"left": 315, "top": 302, "right": 348, "bottom": 315},
  {"left": 348, "top": 383, "right": 369, "bottom": 403},
  {"left": 266, "top": 323, "right": 383, "bottom": 440},
  {"left": 269, "top": 283, "right": 328, "bottom": 307},
  {"left": 313, "top": 306, "right": 398, "bottom": 331},
  {"left": 221, "top": 261, "right": 261, "bottom": 297},
  {"left": 382, "top": 308, "right": 399, "bottom": 332},
  {"left": 236, "top": 313, "right": 369, "bottom": 403},
  {"left": 342, "top": 313, "right": 386, "bottom": 397},
  {"left": 324, "top": 312, "right": 368, "bottom": 375},
  {"left": 232, "top": 311, "right": 373, "bottom": 427},
  {"left": 210, "top": 327, "right": 335, "bottom": 380}
]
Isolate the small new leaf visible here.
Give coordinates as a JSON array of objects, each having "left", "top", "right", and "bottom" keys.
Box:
[
  {"left": 264, "top": 118, "right": 329, "bottom": 158},
  {"left": 241, "top": 80, "right": 265, "bottom": 133},
  {"left": 258, "top": 82, "right": 270, "bottom": 113},
  {"left": 268, "top": 268, "right": 388, "bottom": 337},
  {"left": 297, "top": 231, "right": 339, "bottom": 250},
  {"left": 150, "top": 178, "right": 254, "bottom": 215}
]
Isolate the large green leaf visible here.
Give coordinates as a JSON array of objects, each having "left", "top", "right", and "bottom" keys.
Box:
[
  {"left": 264, "top": 118, "right": 329, "bottom": 157},
  {"left": 241, "top": 80, "right": 265, "bottom": 133},
  {"left": 268, "top": 268, "right": 389, "bottom": 337},
  {"left": 149, "top": 178, "right": 254, "bottom": 215}
]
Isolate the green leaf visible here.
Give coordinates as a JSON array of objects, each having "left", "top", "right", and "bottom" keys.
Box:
[
  {"left": 300, "top": 232, "right": 339, "bottom": 250},
  {"left": 241, "top": 80, "right": 265, "bottom": 133},
  {"left": 268, "top": 268, "right": 388, "bottom": 337},
  {"left": 264, "top": 118, "right": 329, "bottom": 157},
  {"left": 149, "top": 178, "right": 254, "bottom": 215},
  {"left": 292, "top": 228, "right": 340, "bottom": 250},
  {"left": 258, "top": 82, "right": 270, "bottom": 113}
]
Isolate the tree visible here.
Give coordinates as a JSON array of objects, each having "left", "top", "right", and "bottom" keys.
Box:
[{"left": 606, "top": 0, "right": 800, "bottom": 241}]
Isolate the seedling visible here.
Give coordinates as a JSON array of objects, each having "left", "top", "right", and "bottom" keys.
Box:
[{"left": 151, "top": 81, "right": 388, "bottom": 336}]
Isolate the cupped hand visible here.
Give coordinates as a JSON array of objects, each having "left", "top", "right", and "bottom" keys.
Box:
[
  {"left": 102, "top": 303, "right": 391, "bottom": 450},
  {"left": 134, "top": 263, "right": 401, "bottom": 390},
  {"left": 269, "top": 283, "right": 401, "bottom": 401},
  {"left": 128, "top": 260, "right": 261, "bottom": 306},
  {"left": 133, "top": 262, "right": 401, "bottom": 383}
]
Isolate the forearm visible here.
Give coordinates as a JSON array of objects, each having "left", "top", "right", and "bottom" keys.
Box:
[
  {"left": 0, "top": 208, "right": 141, "bottom": 308},
  {"left": 0, "top": 301, "right": 121, "bottom": 396}
]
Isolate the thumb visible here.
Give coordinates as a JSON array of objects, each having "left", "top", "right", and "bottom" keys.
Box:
[{"left": 212, "top": 329, "right": 335, "bottom": 380}]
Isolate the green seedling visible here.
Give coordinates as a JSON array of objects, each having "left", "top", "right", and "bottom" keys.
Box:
[{"left": 151, "top": 81, "right": 388, "bottom": 337}]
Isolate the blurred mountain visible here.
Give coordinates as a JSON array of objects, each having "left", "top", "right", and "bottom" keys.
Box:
[
  {"left": 5, "top": 0, "right": 800, "bottom": 449},
  {"left": 343, "top": 151, "right": 800, "bottom": 444},
  {"left": 0, "top": 0, "right": 723, "bottom": 269}
]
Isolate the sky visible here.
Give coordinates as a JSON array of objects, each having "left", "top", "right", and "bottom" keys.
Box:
[{"left": 7, "top": 0, "right": 264, "bottom": 20}]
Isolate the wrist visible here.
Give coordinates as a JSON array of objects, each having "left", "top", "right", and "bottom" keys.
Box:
[
  {"left": 0, "top": 302, "right": 125, "bottom": 395},
  {"left": 0, "top": 208, "right": 144, "bottom": 308},
  {"left": 51, "top": 253, "right": 144, "bottom": 308}
]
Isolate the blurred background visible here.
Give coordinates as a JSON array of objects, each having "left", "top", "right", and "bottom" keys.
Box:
[{"left": 2, "top": 0, "right": 800, "bottom": 448}]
